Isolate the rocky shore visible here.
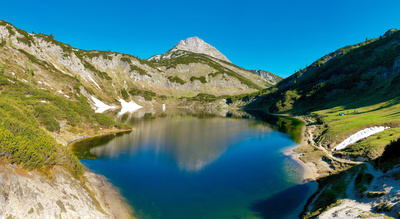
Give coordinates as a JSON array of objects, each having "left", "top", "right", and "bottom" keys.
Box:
[
  {"left": 0, "top": 160, "right": 133, "bottom": 218},
  {"left": 0, "top": 128, "right": 135, "bottom": 219}
]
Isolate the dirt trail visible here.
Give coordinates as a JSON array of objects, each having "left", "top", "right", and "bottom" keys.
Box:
[
  {"left": 306, "top": 123, "right": 362, "bottom": 165},
  {"left": 301, "top": 120, "right": 399, "bottom": 219}
]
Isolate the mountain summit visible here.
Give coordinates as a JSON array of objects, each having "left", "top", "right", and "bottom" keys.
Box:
[
  {"left": 173, "top": 37, "right": 231, "bottom": 62},
  {"left": 149, "top": 36, "right": 231, "bottom": 62}
]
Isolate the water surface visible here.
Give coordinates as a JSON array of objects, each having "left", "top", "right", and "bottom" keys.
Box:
[{"left": 73, "top": 110, "right": 314, "bottom": 218}]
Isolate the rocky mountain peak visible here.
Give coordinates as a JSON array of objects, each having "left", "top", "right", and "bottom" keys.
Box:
[{"left": 172, "top": 36, "right": 230, "bottom": 62}]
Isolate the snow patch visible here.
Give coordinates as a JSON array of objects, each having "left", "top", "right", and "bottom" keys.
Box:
[
  {"left": 88, "top": 75, "right": 102, "bottom": 90},
  {"left": 332, "top": 126, "right": 390, "bottom": 151},
  {"left": 118, "top": 98, "right": 142, "bottom": 115},
  {"left": 91, "top": 96, "right": 116, "bottom": 113},
  {"left": 58, "top": 90, "right": 63, "bottom": 94}
]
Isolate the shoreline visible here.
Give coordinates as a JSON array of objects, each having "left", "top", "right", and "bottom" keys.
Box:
[
  {"left": 67, "top": 128, "right": 133, "bottom": 149},
  {"left": 282, "top": 144, "right": 317, "bottom": 183},
  {"left": 281, "top": 115, "right": 319, "bottom": 219},
  {"left": 282, "top": 115, "right": 318, "bottom": 183},
  {"left": 85, "top": 168, "right": 136, "bottom": 219},
  {"left": 68, "top": 128, "right": 136, "bottom": 219}
]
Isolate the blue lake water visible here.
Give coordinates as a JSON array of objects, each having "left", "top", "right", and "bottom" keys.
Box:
[{"left": 74, "top": 110, "right": 315, "bottom": 219}]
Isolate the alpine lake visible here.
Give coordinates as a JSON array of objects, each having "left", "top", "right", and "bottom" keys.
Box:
[{"left": 71, "top": 109, "right": 317, "bottom": 219}]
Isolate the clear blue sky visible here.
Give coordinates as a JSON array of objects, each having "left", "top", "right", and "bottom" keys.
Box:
[{"left": 1, "top": 0, "right": 399, "bottom": 77}]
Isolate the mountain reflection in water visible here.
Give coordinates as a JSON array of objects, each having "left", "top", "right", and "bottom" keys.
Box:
[{"left": 89, "top": 113, "right": 274, "bottom": 172}]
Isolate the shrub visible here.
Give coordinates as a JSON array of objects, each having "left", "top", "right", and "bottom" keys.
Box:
[
  {"left": 6, "top": 26, "right": 15, "bottom": 36},
  {"left": 143, "top": 90, "right": 156, "bottom": 101},
  {"left": 130, "top": 65, "right": 150, "bottom": 77},
  {"left": 367, "top": 192, "right": 386, "bottom": 198},
  {"left": 121, "top": 89, "right": 129, "bottom": 101},
  {"left": 376, "top": 138, "right": 400, "bottom": 165},
  {"left": 375, "top": 201, "right": 393, "bottom": 212},
  {"left": 120, "top": 57, "right": 132, "bottom": 64},
  {"left": 129, "top": 88, "right": 143, "bottom": 96},
  {"left": 354, "top": 166, "right": 374, "bottom": 195},
  {"left": 190, "top": 76, "right": 207, "bottom": 83},
  {"left": 115, "top": 123, "right": 132, "bottom": 130},
  {"left": 0, "top": 61, "right": 4, "bottom": 74},
  {"left": 315, "top": 189, "right": 339, "bottom": 209},
  {"left": 0, "top": 38, "right": 5, "bottom": 47},
  {"left": 168, "top": 76, "right": 185, "bottom": 85},
  {"left": 94, "top": 113, "right": 115, "bottom": 128},
  {"left": 208, "top": 72, "right": 222, "bottom": 78},
  {"left": 83, "top": 61, "right": 112, "bottom": 81}
]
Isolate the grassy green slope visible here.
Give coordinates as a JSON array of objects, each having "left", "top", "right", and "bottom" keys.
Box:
[
  {"left": 0, "top": 65, "right": 130, "bottom": 175},
  {"left": 247, "top": 29, "right": 400, "bottom": 159}
]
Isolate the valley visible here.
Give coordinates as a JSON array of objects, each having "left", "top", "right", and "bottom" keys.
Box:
[{"left": 0, "top": 17, "right": 400, "bottom": 218}]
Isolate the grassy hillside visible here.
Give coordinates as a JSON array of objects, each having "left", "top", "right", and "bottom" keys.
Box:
[
  {"left": 247, "top": 29, "right": 400, "bottom": 160},
  {"left": 0, "top": 65, "right": 130, "bottom": 175}
]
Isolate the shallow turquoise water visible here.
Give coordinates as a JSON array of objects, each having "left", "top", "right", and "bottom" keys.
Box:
[{"left": 77, "top": 111, "right": 313, "bottom": 218}]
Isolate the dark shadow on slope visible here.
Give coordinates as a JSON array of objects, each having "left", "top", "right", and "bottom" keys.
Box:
[
  {"left": 247, "top": 30, "right": 400, "bottom": 115},
  {"left": 249, "top": 183, "right": 315, "bottom": 219}
]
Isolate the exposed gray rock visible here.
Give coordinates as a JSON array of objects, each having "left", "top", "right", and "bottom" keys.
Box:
[
  {"left": 150, "top": 36, "right": 231, "bottom": 63},
  {"left": 0, "top": 164, "right": 115, "bottom": 219},
  {"left": 252, "top": 70, "right": 283, "bottom": 84}
]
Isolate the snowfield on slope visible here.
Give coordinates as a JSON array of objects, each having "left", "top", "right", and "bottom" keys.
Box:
[
  {"left": 117, "top": 98, "right": 142, "bottom": 115},
  {"left": 332, "top": 126, "right": 390, "bottom": 151},
  {"left": 91, "top": 96, "right": 116, "bottom": 113}
]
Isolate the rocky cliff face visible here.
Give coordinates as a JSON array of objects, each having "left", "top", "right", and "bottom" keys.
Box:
[{"left": 0, "top": 162, "right": 132, "bottom": 219}]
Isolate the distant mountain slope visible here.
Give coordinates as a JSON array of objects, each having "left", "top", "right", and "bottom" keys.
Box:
[
  {"left": 0, "top": 21, "right": 276, "bottom": 110},
  {"left": 247, "top": 28, "right": 400, "bottom": 114}
]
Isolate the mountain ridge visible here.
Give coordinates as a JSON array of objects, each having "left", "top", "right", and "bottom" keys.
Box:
[{"left": 0, "top": 20, "right": 277, "bottom": 112}]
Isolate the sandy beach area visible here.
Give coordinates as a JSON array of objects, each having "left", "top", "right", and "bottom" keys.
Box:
[{"left": 282, "top": 144, "right": 317, "bottom": 182}]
